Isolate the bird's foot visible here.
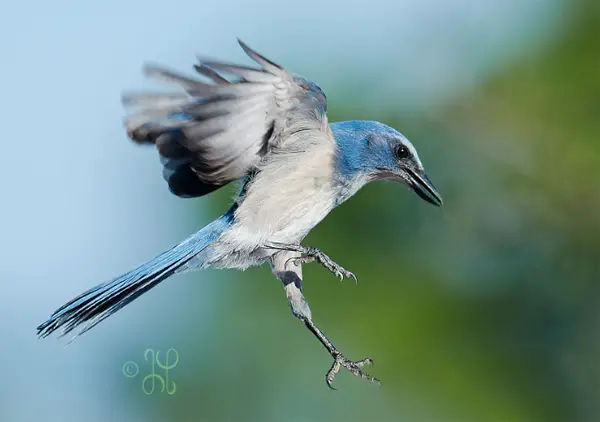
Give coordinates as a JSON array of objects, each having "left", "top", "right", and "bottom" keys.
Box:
[
  {"left": 291, "top": 247, "right": 357, "bottom": 283},
  {"left": 266, "top": 242, "right": 357, "bottom": 282},
  {"left": 326, "top": 352, "right": 380, "bottom": 389}
]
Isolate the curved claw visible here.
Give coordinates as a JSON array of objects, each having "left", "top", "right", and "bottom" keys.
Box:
[
  {"left": 340, "top": 270, "right": 358, "bottom": 284},
  {"left": 330, "top": 266, "right": 357, "bottom": 283},
  {"left": 285, "top": 257, "right": 298, "bottom": 268},
  {"left": 285, "top": 256, "right": 312, "bottom": 268},
  {"left": 349, "top": 272, "right": 358, "bottom": 284},
  {"left": 326, "top": 359, "right": 342, "bottom": 390}
]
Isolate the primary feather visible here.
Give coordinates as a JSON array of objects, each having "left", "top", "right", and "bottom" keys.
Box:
[{"left": 123, "top": 38, "right": 330, "bottom": 197}]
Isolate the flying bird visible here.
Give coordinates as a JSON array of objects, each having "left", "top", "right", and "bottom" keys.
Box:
[{"left": 37, "top": 39, "right": 442, "bottom": 388}]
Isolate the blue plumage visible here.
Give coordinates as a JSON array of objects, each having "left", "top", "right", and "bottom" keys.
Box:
[
  {"left": 332, "top": 120, "right": 412, "bottom": 178},
  {"left": 37, "top": 206, "right": 236, "bottom": 338},
  {"left": 38, "top": 39, "right": 442, "bottom": 389}
]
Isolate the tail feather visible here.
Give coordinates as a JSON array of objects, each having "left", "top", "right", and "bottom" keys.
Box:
[{"left": 37, "top": 210, "right": 234, "bottom": 339}]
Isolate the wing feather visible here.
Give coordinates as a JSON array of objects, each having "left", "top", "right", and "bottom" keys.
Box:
[{"left": 123, "top": 39, "right": 329, "bottom": 196}]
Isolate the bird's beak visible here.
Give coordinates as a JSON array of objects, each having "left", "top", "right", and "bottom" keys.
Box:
[{"left": 405, "top": 167, "right": 443, "bottom": 207}]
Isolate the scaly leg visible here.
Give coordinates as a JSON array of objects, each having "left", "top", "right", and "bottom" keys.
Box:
[
  {"left": 266, "top": 242, "right": 357, "bottom": 282},
  {"left": 271, "top": 251, "right": 379, "bottom": 389}
]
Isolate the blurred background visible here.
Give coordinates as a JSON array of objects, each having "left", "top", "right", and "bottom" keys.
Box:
[{"left": 2, "top": 0, "right": 599, "bottom": 421}]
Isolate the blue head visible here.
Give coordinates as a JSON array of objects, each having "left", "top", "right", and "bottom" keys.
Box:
[{"left": 332, "top": 120, "right": 442, "bottom": 206}]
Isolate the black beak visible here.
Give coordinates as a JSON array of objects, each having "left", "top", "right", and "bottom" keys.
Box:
[{"left": 405, "top": 168, "right": 443, "bottom": 207}]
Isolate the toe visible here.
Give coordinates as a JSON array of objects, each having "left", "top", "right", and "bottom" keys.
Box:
[
  {"left": 356, "top": 358, "right": 374, "bottom": 368},
  {"left": 326, "top": 378, "right": 338, "bottom": 390},
  {"left": 326, "top": 359, "right": 342, "bottom": 390}
]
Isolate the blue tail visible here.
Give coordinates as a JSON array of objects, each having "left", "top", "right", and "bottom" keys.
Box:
[{"left": 37, "top": 208, "right": 234, "bottom": 339}]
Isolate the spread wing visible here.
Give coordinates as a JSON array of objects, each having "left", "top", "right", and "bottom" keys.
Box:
[{"left": 122, "top": 39, "right": 329, "bottom": 197}]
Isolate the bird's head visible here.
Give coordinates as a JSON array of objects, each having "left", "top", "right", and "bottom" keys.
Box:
[{"left": 332, "top": 120, "right": 443, "bottom": 207}]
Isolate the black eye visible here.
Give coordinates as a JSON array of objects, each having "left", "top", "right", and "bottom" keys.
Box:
[{"left": 395, "top": 144, "right": 410, "bottom": 159}]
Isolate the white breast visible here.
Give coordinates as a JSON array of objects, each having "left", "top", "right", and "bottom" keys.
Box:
[{"left": 219, "top": 133, "right": 337, "bottom": 252}]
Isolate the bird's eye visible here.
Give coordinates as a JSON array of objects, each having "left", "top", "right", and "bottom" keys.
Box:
[{"left": 395, "top": 144, "right": 410, "bottom": 160}]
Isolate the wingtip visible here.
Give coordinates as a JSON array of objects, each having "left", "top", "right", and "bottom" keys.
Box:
[
  {"left": 236, "top": 38, "right": 253, "bottom": 56},
  {"left": 120, "top": 91, "right": 138, "bottom": 106},
  {"left": 142, "top": 62, "right": 162, "bottom": 77},
  {"left": 235, "top": 38, "right": 283, "bottom": 73}
]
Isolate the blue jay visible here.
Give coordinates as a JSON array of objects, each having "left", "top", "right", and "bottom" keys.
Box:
[{"left": 37, "top": 39, "right": 442, "bottom": 388}]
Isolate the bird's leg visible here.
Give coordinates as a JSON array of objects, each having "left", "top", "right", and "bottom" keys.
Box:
[
  {"left": 266, "top": 242, "right": 357, "bottom": 282},
  {"left": 271, "top": 252, "right": 379, "bottom": 389}
]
